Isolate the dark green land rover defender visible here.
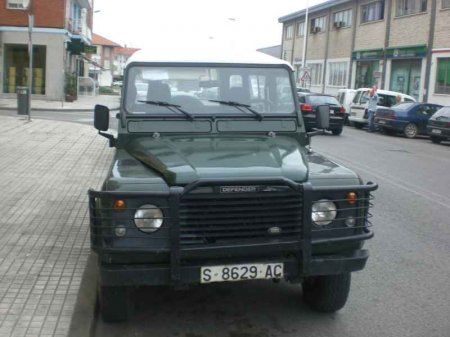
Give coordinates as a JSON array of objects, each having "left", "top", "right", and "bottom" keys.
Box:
[{"left": 89, "top": 50, "right": 377, "bottom": 322}]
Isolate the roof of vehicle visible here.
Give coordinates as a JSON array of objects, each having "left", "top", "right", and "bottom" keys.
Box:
[
  {"left": 298, "top": 92, "right": 335, "bottom": 97},
  {"left": 126, "top": 47, "right": 293, "bottom": 69},
  {"left": 355, "top": 87, "right": 415, "bottom": 98},
  {"left": 338, "top": 88, "right": 357, "bottom": 93}
]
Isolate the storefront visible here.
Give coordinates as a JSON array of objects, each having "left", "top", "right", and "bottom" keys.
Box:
[
  {"left": 386, "top": 45, "right": 427, "bottom": 101},
  {"left": 3, "top": 44, "right": 46, "bottom": 95},
  {"left": 352, "top": 49, "right": 383, "bottom": 89}
]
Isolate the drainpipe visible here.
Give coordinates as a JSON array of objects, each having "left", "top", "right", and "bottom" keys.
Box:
[
  {"left": 381, "top": 0, "right": 392, "bottom": 89},
  {"left": 348, "top": 0, "right": 359, "bottom": 88},
  {"left": 301, "top": 3, "right": 310, "bottom": 69},
  {"left": 321, "top": 8, "right": 332, "bottom": 93},
  {"left": 290, "top": 21, "right": 296, "bottom": 66},
  {"left": 424, "top": 0, "right": 437, "bottom": 102}
]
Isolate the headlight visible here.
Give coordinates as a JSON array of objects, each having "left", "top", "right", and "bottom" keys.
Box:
[
  {"left": 134, "top": 204, "right": 164, "bottom": 233},
  {"left": 312, "top": 199, "right": 337, "bottom": 225}
]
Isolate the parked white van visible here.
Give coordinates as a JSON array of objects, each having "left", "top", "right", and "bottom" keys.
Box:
[
  {"left": 349, "top": 88, "right": 416, "bottom": 128},
  {"left": 337, "top": 89, "right": 357, "bottom": 123}
]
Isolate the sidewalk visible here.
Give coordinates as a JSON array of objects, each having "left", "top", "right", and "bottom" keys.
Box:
[
  {"left": 0, "top": 116, "right": 113, "bottom": 337},
  {"left": 0, "top": 95, "right": 120, "bottom": 112}
]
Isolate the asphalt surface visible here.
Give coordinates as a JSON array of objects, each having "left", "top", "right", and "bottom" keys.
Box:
[{"left": 5, "top": 110, "right": 449, "bottom": 337}]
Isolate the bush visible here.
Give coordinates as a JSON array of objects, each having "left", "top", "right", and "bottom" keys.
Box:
[{"left": 99, "top": 86, "right": 118, "bottom": 95}]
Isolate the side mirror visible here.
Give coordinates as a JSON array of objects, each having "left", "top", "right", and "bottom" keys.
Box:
[
  {"left": 316, "top": 105, "right": 330, "bottom": 130},
  {"left": 94, "top": 104, "right": 110, "bottom": 131}
]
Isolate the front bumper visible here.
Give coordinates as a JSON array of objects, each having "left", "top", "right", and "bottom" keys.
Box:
[
  {"left": 99, "top": 248, "right": 370, "bottom": 286},
  {"left": 427, "top": 125, "right": 450, "bottom": 139},
  {"left": 89, "top": 179, "right": 377, "bottom": 287}
]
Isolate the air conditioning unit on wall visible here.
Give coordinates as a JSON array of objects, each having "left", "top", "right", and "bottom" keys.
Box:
[{"left": 6, "top": 0, "right": 31, "bottom": 10}]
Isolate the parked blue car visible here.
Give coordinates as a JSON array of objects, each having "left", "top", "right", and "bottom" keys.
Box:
[{"left": 374, "top": 102, "right": 443, "bottom": 138}]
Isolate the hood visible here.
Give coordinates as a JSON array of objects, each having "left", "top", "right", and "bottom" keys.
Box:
[{"left": 125, "top": 135, "right": 309, "bottom": 185}]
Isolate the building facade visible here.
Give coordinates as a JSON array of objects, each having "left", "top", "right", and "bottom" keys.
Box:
[
  {"left": 113, "top": 46, "right": 140, "bottom": 79},
  {"left": 0, "top": 0, "right": 94, "bottom": 100},
  {"left": 279, "top": 0, "right": 450, "bottom": 105},
  {"left": 89, "top": 33, "right": 120, "bottom": 87}
]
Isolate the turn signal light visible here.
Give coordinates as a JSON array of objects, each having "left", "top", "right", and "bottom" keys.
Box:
[
  {"left": 339, "top": 106, "right": 346, "bottom": 113},
  {"left": 346, "top": 192, "right": 357, "bottom": 205},
  {"left": 113, "top": 199, "right": 126, "bottom": 211}
]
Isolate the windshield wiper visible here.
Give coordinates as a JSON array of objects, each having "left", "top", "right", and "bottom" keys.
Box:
[
  {"left": 209, "top": 100, "right": 263, "bottom": 121},
  {"left": 138, "top": 100, "right": 194, "bottom": 121}
]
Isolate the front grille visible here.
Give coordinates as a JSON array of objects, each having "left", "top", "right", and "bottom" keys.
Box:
[{"left": 179, "top": 187, "right": 302, "bottom": 246}]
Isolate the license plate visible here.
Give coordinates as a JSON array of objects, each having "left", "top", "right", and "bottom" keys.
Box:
[
  {"left": 378, "top": 120, "right": 386, "bottom": 124},
  {"left": 431, "top": 129, "right": 442, "bottom": 134},
  {"left": 200, "top": 263, "right": 283, "bottom": 283}
]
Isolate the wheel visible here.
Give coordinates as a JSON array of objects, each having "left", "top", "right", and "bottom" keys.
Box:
[
  {"left": 354, "top": 123, "right": 364, "bottom": 129},
  {"left": 98, "top": 285, "right": 133, "bottom": 322},
  {"left": 430, "top": 136, "right": 442, "bottom": 144},
  {"left": 302, "top": 273, "right": 351, "bottom": 313},
  {"left": 403, "top": 123, "right": 419, "bottom": 138},
  {"left": 331, "top": 127, "right": 343, "bottom": 135}
]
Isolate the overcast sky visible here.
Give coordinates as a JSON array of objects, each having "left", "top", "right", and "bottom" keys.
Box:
[{"left": 93, "top": 0, "right": 326, "bottom": 51}]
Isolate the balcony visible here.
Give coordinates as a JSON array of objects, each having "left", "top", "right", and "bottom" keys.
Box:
[
  {"left": 68, "top": 18, "right": 92, "bottom": 43},
  {"left": 76, "top": 0, "right": 93, "bottom": 9}
]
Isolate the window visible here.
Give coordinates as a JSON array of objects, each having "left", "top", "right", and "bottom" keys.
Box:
[
  {"left": 3, "top": 44, "right": 46, "bottom": 95},
  {"left": 333, "top": 9, "right": 353, "bottom": 28},
  {"left": 285, "top": 25, "right": 294, "bottom": 39},
  {"left": 327, "top": 62, "right": 348, "bottom": 86},
  {"left": 296, "top": 22, "right": 306, "bottom": 37},
  {"left": 443, "top": 0, "right": 450, "bottom": 8},
  {"left": 396, "top": 0, "right": 427, "bottom": 16},
  {"left": 307, "top": 63, "right": 323, "bottom": 85},
  {"left": 6, "top": 0, "right": 28, "bottom": 9},
  {"left": 361, "top": 1, "right": 385, "bottom": 23},
  {"left": 310, "top": 16, "right": 326, "bottom": 33},
  {"left": 436, "top": 58, "right": 450, "bottom": 94},
  {"left": 378, "top": 94, "right": 398, "bottom": 107}
]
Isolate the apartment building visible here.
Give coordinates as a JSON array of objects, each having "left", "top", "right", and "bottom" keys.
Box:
[
  {"left": 279, "top": 0, "right": 450, "bottom": 105},
  {"left": 0, "top": 0, "right": 94, "bottom": 100},
  {"left": 113, "top": 46, "right": 140, "bottom": 79},
  {"left": 89, "top": 33, "right": 120, "bottom": 87}
]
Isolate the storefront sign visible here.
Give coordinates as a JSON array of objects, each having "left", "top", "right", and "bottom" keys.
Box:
[
  {"left": 385, "top": 45, "right": 427, "bottom": 59},
  {"left": 67, "top": 41, "right": 97, "bottom": 55},
  {"left": 352, "top": 49, "right": 384, "bottom": 60}
]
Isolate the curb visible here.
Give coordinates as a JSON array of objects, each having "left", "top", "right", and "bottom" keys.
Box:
[{"left": 68, "top": 253, "right": 99, "bottom": 337}]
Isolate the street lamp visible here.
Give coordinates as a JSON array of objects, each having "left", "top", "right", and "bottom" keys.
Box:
[{"left": 10, "top": 0, "right": 33, "bottom": 121}]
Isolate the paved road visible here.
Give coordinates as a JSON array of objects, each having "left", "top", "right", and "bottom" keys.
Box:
[{"left": 91, "top": 127, "right": 450, "bottom": 337}]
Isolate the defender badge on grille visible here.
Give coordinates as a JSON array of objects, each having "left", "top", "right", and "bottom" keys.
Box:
[{"left": 220, "top": 186, "right": 258, "bottom": 193}]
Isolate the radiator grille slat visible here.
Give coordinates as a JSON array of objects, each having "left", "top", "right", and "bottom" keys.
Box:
[{"left": 179, "top": 187, "right": 303, "bottom": 246}]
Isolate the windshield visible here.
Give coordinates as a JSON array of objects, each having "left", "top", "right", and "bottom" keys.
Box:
[
  {"left": 125, "top": 66, "right": 295, "bottom": 116},
  {"left": 307, "top": 95, "right": 340, "bottom": 105},
  {"left": 432, "top": 107, "right": 450, "bottom": 119}
]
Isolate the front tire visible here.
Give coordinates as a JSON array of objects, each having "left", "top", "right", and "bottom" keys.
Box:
[
  {"left": 302, "top": 273, "right": 351, "bottom": 313},
  {"left": 403, "top": 123, "right": 419, "bottom": 138},
  {"left": 98, "top": 285, "right": 133, "bottom": 322}
]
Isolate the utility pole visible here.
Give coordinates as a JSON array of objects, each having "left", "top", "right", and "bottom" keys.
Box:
[
  {"left": 28, "top": 11, "right": 34, "bottom": 121},
  {"left": 301, "top": 1, "right": 309, "bottom": 70}
]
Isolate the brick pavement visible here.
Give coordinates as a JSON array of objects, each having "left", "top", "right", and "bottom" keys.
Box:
[{"left": 0, "top": 116, "right": 113, "bottom": 337}]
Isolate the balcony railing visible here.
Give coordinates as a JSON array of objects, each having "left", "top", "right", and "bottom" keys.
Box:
[{"left": 68, "top": 18, "right": 92, "bottom": 41}]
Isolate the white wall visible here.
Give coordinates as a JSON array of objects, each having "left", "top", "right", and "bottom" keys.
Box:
[{"left": 428, "top": 50, "right": 450, "bottom": 106}]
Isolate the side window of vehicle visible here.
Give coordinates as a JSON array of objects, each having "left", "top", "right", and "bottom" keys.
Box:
[
  {"left": 425, "top": 105, "right": 438, "bottom": 116},
  {"left": 298, "top": 95, "right": 306, "bottom": 103},
  {"left": 352, "top": 91, "right": 362, "bottom": 104},
  {"left": 360, "top": 92, "right": 369, "bottom": 104}
]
